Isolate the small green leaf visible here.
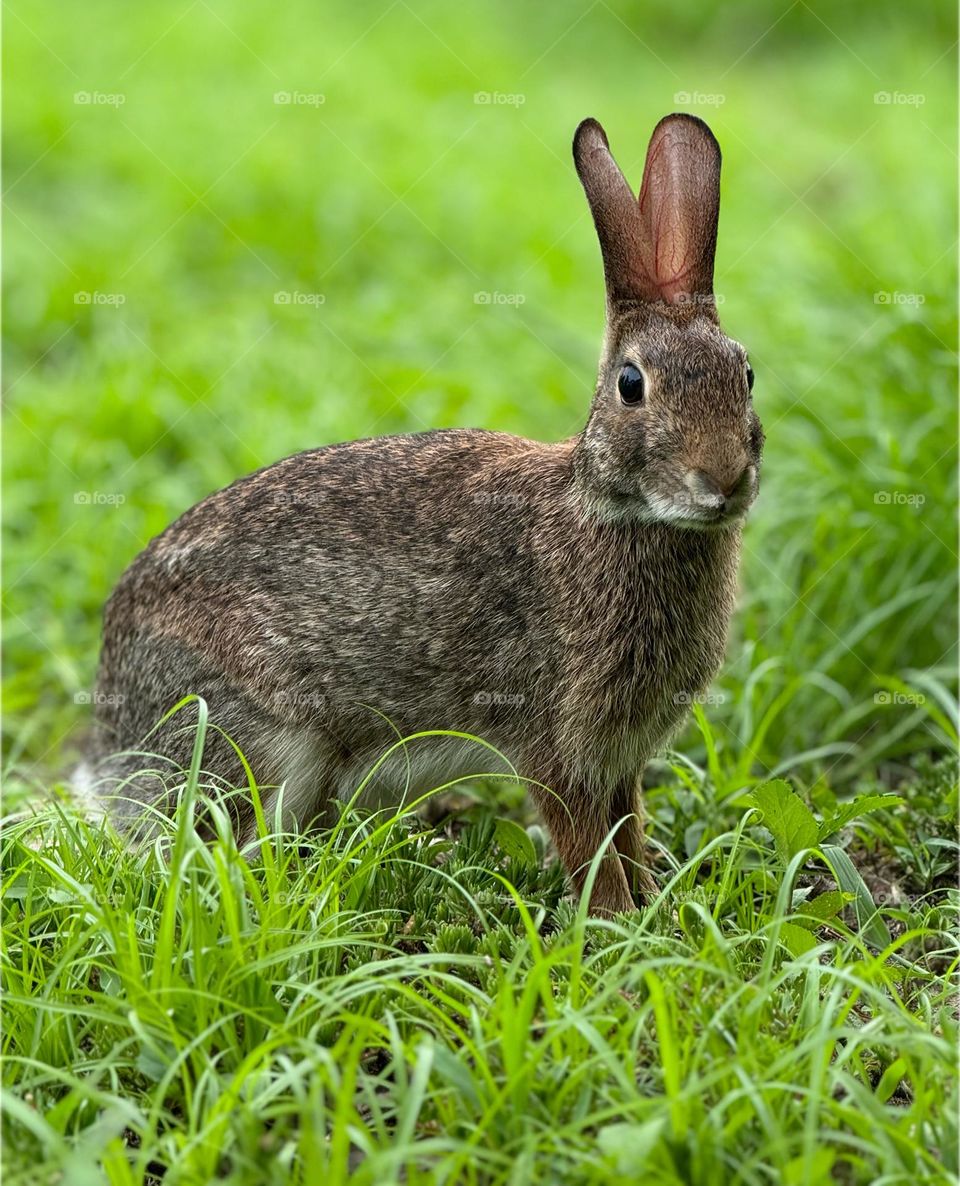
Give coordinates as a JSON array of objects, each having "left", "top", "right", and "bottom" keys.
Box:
[
  {"left": 789, "top": 889, "right": 847, "bottom": 933},
  {"left": 749, "top": 780, "right": 818, "bottom": 865},
  {"left": 817, "top": 793, "right": 904, "bottom": 841},
  {"left": 798, "top": 890, "right": 848, "bottom": 921},
  {"left": 780, "top": 921, "right": 818, "bottom": 956},
  {"left": 784, "top": 1148, "right": 835, "bottom": 1185},
  {"left": 597, "top": 1118, "right": 667, "bottom": 1172},
  {"left": 493, "top": 817, "right": 537, "bottom": 868},
  {"left": 135, "top": 1043, "right": 175, "bottom": 1084},
  {"left": 875, "top": 1057, "right": 909, "bottom": 1103}
]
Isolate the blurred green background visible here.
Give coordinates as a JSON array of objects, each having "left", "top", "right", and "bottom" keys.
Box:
[{"left": 4, "top": 0, "right": 957, "bottom": 793}]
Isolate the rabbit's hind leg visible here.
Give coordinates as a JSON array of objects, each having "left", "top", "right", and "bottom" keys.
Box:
[
  {"left": 609, "top": 778, "right": 659, "bottom": 906},
  {"left": 532, "top": 779, "right": 635, "bottom": 916},
  {"left": 244, "top": 724, "right": 339, "bottom": 846}
]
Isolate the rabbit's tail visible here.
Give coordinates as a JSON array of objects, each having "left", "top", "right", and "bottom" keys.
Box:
[
  {"left": 70, "top": 759, "right": 105, "bottom": 822},
  {"left": 71, "top": 749, "right": 175, "bottom": 838}
]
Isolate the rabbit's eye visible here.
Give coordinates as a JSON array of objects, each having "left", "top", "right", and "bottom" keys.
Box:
[
  {"left": 618, "top": 364, "right": 645, "bottom": 406},
  {"left": 746, "top": 364, "right": 755, "bottom": 393}
]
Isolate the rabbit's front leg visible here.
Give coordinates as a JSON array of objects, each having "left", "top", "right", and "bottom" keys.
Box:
[{"left": 532, "top": 781, "right": 635, "bottom": 916}]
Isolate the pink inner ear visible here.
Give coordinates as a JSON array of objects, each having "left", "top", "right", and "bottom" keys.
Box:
[
  {"left": 639, "top": 137, "right": 694, "bottom": 300},
  {"left": 637, "top": 120, "right": 719, "bottom": 304}
]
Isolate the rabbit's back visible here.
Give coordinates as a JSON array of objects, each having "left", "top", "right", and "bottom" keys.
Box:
[{"left": 101, "top": 428, "right": 563, "bottom": 701}]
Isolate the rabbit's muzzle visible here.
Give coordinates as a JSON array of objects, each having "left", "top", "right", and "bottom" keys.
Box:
[{"left": 679, "top": 462, "right": 757, "bottom": 524}]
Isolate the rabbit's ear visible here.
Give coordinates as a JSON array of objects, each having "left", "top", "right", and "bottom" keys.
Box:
[
  {"left": 637, "top": 113, "right": 721, "bottom": 304},
  {"left": 573, "top": 118, "right": 650, "bottom": 305}
]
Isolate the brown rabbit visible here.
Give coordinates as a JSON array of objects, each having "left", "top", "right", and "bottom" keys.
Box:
[{"left": 82, "top": 113, "right": 763, "bottom": 915}]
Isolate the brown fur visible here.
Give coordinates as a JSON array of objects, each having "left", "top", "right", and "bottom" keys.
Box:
[{"left": 83, "top": 114, "right": 763, "bottom": 915}]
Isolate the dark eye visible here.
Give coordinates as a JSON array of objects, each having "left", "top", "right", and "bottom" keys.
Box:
[
  {"left": 746, "top": 364, "right": 755, "bottom": 393},
  {"left": 618, "top": 364, "right": 645, "bottom": 406}
]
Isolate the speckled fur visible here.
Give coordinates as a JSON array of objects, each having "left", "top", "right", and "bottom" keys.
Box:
[{"left": 85, "top": 114, "right": 764, "bottom": 914}]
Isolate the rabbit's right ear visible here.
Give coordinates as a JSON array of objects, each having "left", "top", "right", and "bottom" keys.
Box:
[{"left": 636, "top": 114, "right": 721, "bottom": 305}]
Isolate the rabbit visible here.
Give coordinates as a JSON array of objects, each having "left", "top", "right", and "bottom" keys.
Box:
[{"left": 81, "top": 112, "right": 763, "bottom": 916}]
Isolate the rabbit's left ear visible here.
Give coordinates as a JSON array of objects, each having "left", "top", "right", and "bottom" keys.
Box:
[{"left": 637, "top": 113, "right": 721, "bottom": 304}]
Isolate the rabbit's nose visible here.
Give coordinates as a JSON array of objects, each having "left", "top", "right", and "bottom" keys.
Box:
[{"left": 687, "top": 464, "right": 753, "bottom": 504}]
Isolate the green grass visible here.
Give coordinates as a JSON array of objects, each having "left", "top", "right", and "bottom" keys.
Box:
[
  {"left": 3, "top": 739, "right": 958, "bottom": 1184},
  {"left": 2, "top": 0, "right": 958, "bottom": 1181}
]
